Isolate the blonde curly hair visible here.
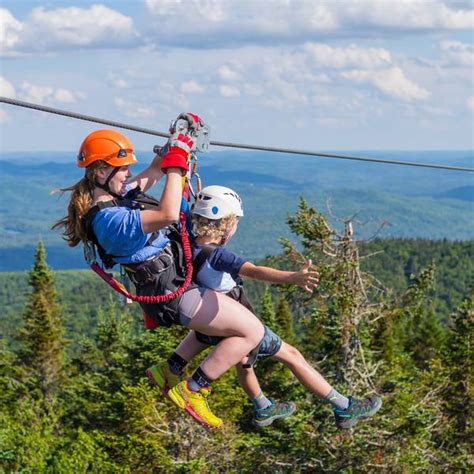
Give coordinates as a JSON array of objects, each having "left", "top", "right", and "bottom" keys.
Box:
[{"left": 192, "top": 214, "right": 238, "bottom": 240}]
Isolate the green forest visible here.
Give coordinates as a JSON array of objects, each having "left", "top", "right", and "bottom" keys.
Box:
[{"left": 0, "top": 200, "right": 472, "bottom": 472}]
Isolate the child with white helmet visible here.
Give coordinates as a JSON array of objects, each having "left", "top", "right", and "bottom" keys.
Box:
[{"left": 148, "top": 186, "right": 382, "bottom": 429}]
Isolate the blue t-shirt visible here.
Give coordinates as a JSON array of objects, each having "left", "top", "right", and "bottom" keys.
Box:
[
  {"left": 92, "top": 206, "right": 169, "bottom": 264},
  {"left": 193, "top": 246, "right": 247, "bottom": 292}
]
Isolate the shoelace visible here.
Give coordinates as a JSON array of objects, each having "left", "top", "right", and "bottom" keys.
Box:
[
  {"left": 200, "top": 386, "right": 211, "bottom": 398},
  {"left": 350, "top": 398, "right": 374, "bottom": 414}
]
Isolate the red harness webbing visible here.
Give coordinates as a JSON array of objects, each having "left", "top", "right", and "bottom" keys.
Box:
[{"left": 90, "top": 210, "right": 193, "bottom": 304}]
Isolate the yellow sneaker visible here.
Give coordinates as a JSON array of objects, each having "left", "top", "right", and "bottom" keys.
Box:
[
  {"left": 146, "top": 363, "right": 182, "bottom": 396},
  {"left": 168, "top": 381, "right": 224, "bottom": 429}
]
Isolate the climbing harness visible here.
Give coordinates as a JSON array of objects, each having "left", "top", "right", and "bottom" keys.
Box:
[
  {"left": 85, "top": 195, "right": 193, "bottom": 305},
  {"left": 83, "top": 120, "right": 210, "bottom": 315}
]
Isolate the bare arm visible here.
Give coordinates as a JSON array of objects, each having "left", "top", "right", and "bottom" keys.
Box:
[
  {"left": 239, "top": 260, "right": 319, "bottom": 292},
  {"left": 127, "top": 153, "right": 165, "bottom": 193},
  {"left": 140, "top": 169, "right": 183, "bottom": 233}
]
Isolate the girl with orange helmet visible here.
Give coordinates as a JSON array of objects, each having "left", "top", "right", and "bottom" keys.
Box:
[{"left": 54, "top": 120, "right": 265, "bottom": 428}]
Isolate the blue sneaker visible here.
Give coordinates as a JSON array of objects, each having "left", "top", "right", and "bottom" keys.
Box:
[
  {"left": 252, "top": 398, "right": 296, "bottom": 427},
  {"left": 334, "top": 395, "right": 382, "bottom": 429}
]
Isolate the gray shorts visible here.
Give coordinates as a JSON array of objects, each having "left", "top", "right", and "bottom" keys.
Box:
[
  {"left": 179, "top": 288, "right": 283, "bottom": 361},
  {"left": 257, "top": 325, "right": 283, "bottom": 359},
  {"left": 178, "top": 287, "right": 206, "bottom": 326},
  {"left": 195, "top": 323, "right": 283, "bottom": 361}
]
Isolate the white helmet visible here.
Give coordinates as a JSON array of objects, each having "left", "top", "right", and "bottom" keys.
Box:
[{"left": 192, "top": 185, "right": 244, "bottom": 220}]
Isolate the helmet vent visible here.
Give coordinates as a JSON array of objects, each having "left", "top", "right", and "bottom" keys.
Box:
[{"left": 224, "top": 192, "right": 241, "bottom": 202}]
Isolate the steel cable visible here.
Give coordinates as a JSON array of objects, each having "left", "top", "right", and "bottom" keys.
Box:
[{"left": 1, "top": 96, "right": 473, "bottom": 173}]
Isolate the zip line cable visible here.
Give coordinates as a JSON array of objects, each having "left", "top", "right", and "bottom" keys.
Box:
[{"left": 1, "top": 96, "right": 473, "bottom": 173}]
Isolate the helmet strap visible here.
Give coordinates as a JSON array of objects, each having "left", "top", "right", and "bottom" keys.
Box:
[{"left": 91, "top": 167, "right": 123, "bottom": 199}]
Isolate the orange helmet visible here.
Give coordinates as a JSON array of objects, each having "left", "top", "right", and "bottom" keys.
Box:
[{"left": 77, "top": 129, "right": 138, "bottom": 168}]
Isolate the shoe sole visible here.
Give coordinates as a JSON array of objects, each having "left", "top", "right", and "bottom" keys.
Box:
[
  {"left": 336, "top": 398, "right": 383, "bottom": 429},
  {"left": 168, "top": 385, "right": 224, "bottom": 430},
  {"left": 252, "top": 403, "right": 296, "bottom": 427}
]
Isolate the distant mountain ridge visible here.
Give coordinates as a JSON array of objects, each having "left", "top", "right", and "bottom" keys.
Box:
[
  {"left": 435, "top": 186, "right": 474, "bottom": 202},
  {"left": 0, "top": 150, "right": 472, "bottom": 270}
]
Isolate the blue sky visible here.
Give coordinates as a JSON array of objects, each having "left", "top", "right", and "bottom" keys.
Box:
[{"left": 0, "top": 0, "right": 473, "bottom": 152}]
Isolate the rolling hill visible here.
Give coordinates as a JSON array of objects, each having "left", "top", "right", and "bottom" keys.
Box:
[{"left": 0, "top": 149, "right": 472, "bottom": 270}]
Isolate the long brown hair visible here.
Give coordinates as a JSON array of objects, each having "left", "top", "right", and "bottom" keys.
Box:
[{"left": 52, "top": 161, "right": 109, "bottom": 247}]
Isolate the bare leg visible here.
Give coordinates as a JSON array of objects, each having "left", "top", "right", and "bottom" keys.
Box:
[
  {"left": 236, "top": 363, "right": 262, "bottom": 400},
  {"left": 175, "top": 332, "right": 269, "bottom": 405},
  {"left": 176, "top": 334, "right": 267, "bottom": 403},
  {"left": 175, "top": 331, "right": 208, "bottom": 361},
  {"left": 186, "top": 290, "right": 264, "bottom": 380},
  {"left": 272, "top": 341, "right": 332, "bottom": 398}
]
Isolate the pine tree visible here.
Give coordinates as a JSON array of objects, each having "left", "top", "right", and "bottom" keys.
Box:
[
  {"left": 275, "top": 293, "right": 295, "bottom": 343},
  {"left": 19, "top": 241, "right": 65, "bottom": 395},
  {"left": 259, "top": 286, "right": 277, "bottom": 329},
  {"left": 438, "top": 294, "right": 473, "bottom": 468}
]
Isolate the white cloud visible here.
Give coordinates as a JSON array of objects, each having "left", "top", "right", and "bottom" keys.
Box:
[
  {"left": 439, "top": 40, "right": 474, "bottom": 67},
  {"left": 218, "top": 65, "right": 242, "bottom": 81},
  {"left": 107, "top": 73, "right": 129, "bottom": 89},
  {"left": 219, "top": 85, "right": 240, "bottom": 97},
  {"left": 19, "top": 81, "right": 53, "bottom": 104},
  {"left": 0, "top": 8, "right": 22, "bottom": 54},
  {"left": 146, "top": 0, "right": 228, "bottom": 23},
  {"left": 181, "top": 80, "right": 205, "bottom": 94},
  {"left": 305, "top": 43, "right": 392, "bottom": 69},
  {"left": 342, "top": 67, "right": 430, "bottom": 101},
  {"left": 114, "top": 97, "right": 155, "bottom": 118},
  {"left": 3, "top": 2, "right": 472, "bottom": 56},
  {"left": 144, "top": 1, "right": 473, "bottom": 48},
  {"left": 146, "top": 80, "right": 191, "bottom": 111},
  {"left": 349, "top": 0, "right": 473, "bottom": 30},
  {"left": 312, "top": 73, "right": 331, "bottom": 84},
  {"left": 0, "top": 75, "right": 16, "bottom": 98},
  {"left": 54, "top": 89, "right": 76, "bottom": 103},
  {"left": 1, "top": 5, "right": 137, "bottom": 55},
  {"left": 272, "top": 78, "right": 308, "bottom": 105},
  {"left": 17, "top": 81, "right": 84, "bottom": 104},
  {"left": 467, "top": 96, "right": 474, "bottom": 112},
  {"left": 260, "top": 50, "right": 334, "bottom": 86}
]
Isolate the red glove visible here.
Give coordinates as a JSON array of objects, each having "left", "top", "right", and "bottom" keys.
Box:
[
  {"left": 161, "top": 133, "right": 194, "bottom": 174},
  {"left": 184, "top": 113, "right": 202, "bottom": 127},
  {"left": 169, "top": 112, "right": 202, "bottom": 135}
]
